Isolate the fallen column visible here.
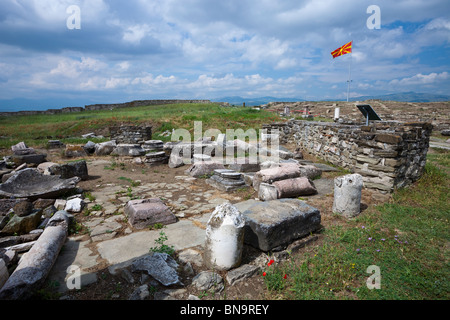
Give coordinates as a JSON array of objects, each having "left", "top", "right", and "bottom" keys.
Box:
[
  {"left": 252, "top": 163, "right": 301, "bottom": 192},
  {"left": 0, "top": 210, "right": 71, "bottom": 300},
  {"left": 272, "top": 177, "right": 318, "bottom": 198}
]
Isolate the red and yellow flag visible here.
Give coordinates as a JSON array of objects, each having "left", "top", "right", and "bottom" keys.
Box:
[{"left": 331, "top": 41, "right": 352, "bottom": 58}]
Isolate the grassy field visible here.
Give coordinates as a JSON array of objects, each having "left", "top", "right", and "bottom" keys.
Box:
[
  {"left": 0, "top": 103, "right": 282, "bottom": 150},
  {"left": 263, "top": 149, "right": 449, "bottom": 300}
]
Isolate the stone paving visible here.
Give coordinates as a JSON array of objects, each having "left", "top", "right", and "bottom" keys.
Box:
[{"left": 48, "top": 173, "right": 245, "bottom": 293}]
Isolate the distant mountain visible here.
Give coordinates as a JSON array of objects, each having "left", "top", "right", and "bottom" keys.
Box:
[
  {"left": 213, "top": 92, "right": 450, "bottom": 106},
  {"left": 350, "top": 92, "right": 450, "bottom": 103},
  {"left": 212, "top": 96, "right": 304, "bottom": 106}
]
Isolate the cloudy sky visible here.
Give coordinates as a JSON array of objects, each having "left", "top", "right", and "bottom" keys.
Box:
[{"left": 0, "top": 0, "right": 449, "bottom": 110}]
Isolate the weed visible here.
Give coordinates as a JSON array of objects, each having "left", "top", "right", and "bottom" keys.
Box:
[
  {"left": 149, "top": 230, "right": 175, "bottom": 256},
  {"left": 84, "top": 192, "right": 96, "bottom": 202},
  {"left": 91, "top": 204, "right": 103, "bottom": 211},
  {"left": 149, "top": 223, "right": 165, "bottom": 230},
  {"left": 118, "top": 176, "right": 141, "bottom": 187}
]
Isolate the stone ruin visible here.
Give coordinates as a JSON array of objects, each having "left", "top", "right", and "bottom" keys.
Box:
[
  {"left": 265, "top": 120, "right": 432, "bottom": 192},
  {"left": 0, "top": 116, "right": 433, "bottom": 299}
]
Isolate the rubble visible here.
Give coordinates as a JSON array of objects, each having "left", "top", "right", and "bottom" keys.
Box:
[
  {"left": 206, "top": 169, "right": 246, "bottom": 192},
  {"left": 0, "top": 168, "right": 80, "bottom": 200},
  {"left": 0, "top": 211, "right": 71, "bottom": 299}
]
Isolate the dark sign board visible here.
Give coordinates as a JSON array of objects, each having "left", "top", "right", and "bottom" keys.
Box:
[{"left": 356, "top": 104, "right": 382, "bottom": 124}]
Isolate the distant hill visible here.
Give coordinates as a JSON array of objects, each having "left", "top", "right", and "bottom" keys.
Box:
[
  {"left": 213, "top": 96, "right": 305, "bottom": 106},
  {"left": 349, "top": 92, "right": 450, "bottom": 103},
  {"left": 213, "top": 92, "right": 450, "bottom": 106}
]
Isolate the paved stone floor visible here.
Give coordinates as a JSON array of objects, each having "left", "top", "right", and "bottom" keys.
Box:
[{"left": 47, "top": 169, "right": 249, "bottom": 293}]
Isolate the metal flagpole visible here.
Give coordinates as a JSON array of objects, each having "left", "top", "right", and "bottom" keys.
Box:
[{"left": 346, "top": 52, "right": 352, "bottom": 102}]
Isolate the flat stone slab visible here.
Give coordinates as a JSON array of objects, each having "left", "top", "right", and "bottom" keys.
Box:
[
  {"left": 234, "top": 199, "right": 321, "bottom": 251},
  {"left": 111, "top": 144, "right": 146, "bottom": 157},
  {"left": 124, "top": 198, "right": 176, "bottom": 229},
  {"left": 96, "top": 218, "right": 207, "bottom": 274},
  {"left": 305, "top": 162, "right": 339, "bottom": 172},
  {"left": 48, "top": 238, "right": 99, "bottom": 293},
  {"left": 0, "top": 168, "right": 80, "bottom": 201}
]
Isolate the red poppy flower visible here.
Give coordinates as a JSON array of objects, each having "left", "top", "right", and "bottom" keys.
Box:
[{"left": 268, "top": 259, "right": 274, "bottom": 266}]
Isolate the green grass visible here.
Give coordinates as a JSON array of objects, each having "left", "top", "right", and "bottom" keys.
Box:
[
  {"left": 263, "top": 150, "right": 450, "bottom": 300},
  {"left": 0, "top": 103, "right": 283, "bottom": 150}
]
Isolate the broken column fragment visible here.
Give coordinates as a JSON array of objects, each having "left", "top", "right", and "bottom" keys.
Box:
[
  {"left": 332, "top": 173, "right": 363, "bottom": 218},
  {"left": 272, "top": 177, "right": 318, "bottom": 198},
  {"left": 206, "top": 169, "right": 246, "bottom": 192},
  {"left": 252, "top": 163, "right": 301, "bottom": 192},
  {"left": 204, "top": 202, "right": 245, "bottom": 271},
  {"left": 0, "top": 210, "right": 71, "bottom": 300}
]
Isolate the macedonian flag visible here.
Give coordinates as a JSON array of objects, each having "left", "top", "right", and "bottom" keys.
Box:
[{"left": 331, "top": 41, "right": 352, "bottom": 58}]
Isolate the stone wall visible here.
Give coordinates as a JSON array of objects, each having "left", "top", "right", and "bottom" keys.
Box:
[
  {"left": 109, "top": 125, "right": 153, "bottom": 144},
  {"left": 84, "top": 99, "right": 211, "bottom": 111},
  {"left": 264, "top": 120, "right": 432, "bottom": 192}
]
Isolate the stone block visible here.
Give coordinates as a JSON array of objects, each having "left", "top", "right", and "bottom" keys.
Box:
[
  {"left": 228, "top": 159, "right": 261, "bottom": 173},
  {"left": 375, "top": 134, "right": 402, "bottom": 144},
  {"left": 111, "top": 144, "right": 146, "bottom": 157},
  {"left": 131, "top": 253, "right": 181, "bottom": 286},
  {"left": 298, "top": 165, "right": 322, "bottom": 180},
  {"left": 125, "top": 198, "right": 176, "bottom": 229},
  {"left": 37, "top": 162, "right": 59, "bottom": 175},
  {"left": 234, "top": 199, "right": 321, "bottom": 251},
  {"left": 64, "top": 145, "right": 87, "bottom": 158},
  {"left": 11, "top": 153, "right": 47, "bottom": 166},
  {"left": 94, "top": 141, "right": 116, "bottom": 156},
  {"left": 64, "top": 198, "right": 85, "bottom": 213},
  {"left": 226, "top": 264, "right": 260, "bottom": 286},
  {"left": 0, "top": 210, "right": 42, "bottom": 236},
  {"left": 185, "top": 161, "right": 225, "bottom": 178},
  {"left": 48, "top": 160, "right": 89, "bottom": 181}
]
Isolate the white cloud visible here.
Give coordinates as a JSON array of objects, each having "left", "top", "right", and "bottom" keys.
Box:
[
  {"left": 389, "top": 71, "right": 449, "bottom": 86},
  {"left": 1, "top": 0, "right": 449, "bottom": 105},
  {"left": 122, "top": 24, "right": 152, "bottom": 45}
]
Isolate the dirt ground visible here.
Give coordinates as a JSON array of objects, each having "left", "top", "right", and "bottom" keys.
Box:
[{"left": 34, "top": 144, "right": 392, "bottom": 301}]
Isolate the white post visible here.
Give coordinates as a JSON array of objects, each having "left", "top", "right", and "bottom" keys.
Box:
[
  {"left": 334, "top": 107, "right": 340, "bottom": 120},
  {"left": 204, "top": 202, "right": 245, "bottom": 271},
  {"left": 332, "top": 174, "right": 363, "bottom": 218}
]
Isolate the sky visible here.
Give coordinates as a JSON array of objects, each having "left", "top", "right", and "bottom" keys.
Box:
[{"left": 0, "top": 0, "right": 449, "bottom": 111}]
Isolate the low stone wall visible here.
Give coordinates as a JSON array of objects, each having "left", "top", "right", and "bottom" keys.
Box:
[
  {"left": 85, "top": 99, "right": 211, "bottom": 111},
  {"left": 264, "top": 120, "right": 432, "bottom": 192},
  {"left": 109, "top": 125, "right": 153, "bottom": 144}
]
